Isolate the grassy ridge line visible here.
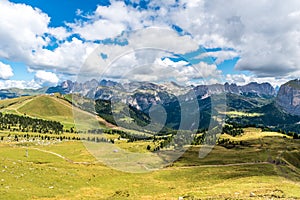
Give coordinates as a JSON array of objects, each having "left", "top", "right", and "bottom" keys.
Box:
[
  {"left": 0, "top": 96, "right": 35, "bottom": 115},
  {"left": 0, "top": 95, "right": 103, "bottom": 130},
  {"left": 17, "top": 95, "right": 73, "bottom": 120},
  {"left": 2, "top": 95, "right": 78, "bottom": 129}
]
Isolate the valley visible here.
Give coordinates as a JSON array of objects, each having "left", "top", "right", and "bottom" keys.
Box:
[{"left": 0, "top": 79, "right": 299, "bottom": 199}]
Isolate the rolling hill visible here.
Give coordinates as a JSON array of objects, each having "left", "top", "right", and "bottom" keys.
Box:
[{"left": 0, "top": 94, "right": 107, "bottom": 130}]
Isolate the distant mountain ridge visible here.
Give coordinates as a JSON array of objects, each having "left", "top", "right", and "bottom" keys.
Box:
[
  {"left": 225, "top": 82, "right": 276, "bottom": 98},
  {"left": 46, "top": 79, "right": 276, "bottom": 98},
  {"left": 0, "top": 87, "right": 48, "bottom": 99},
  {"left": 44, "top": 80, "right": 277, "bottom": 117}
]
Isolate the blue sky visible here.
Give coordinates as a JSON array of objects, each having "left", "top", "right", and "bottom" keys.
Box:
[
  {"left": 0, "top": 0, "right": 299, "bottom": 88},
  {"left": 10, "top": 0, "right": 110, "bottom": 26},
  {"left": 0, "top": 59, "right": 33, "bottom": 81}
]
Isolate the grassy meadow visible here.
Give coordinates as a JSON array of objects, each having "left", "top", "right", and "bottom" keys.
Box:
[{"left": 0, "top": 128, "right": 299, "bottom": 199}]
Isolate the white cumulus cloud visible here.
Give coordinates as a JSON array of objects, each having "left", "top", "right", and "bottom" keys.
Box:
[
  {"left": 196, "top": 50, "right": 239, "bottom": 64},
  {"left": 34, "top": 70, "right": 59, "bottom": 86},
  {"left": 1, "top": 0, "right": 300, "bottom": 87},
  {"left": 0, "top": 80, "right": 40, "bottom": 90},
  {"left": 225, "top": 74, "right": 289, "bottom": 87},
  {"left": 0, "top": 62, "right": 14, "bottom": 80},
  {"left": 0, "top": 0, "right": 50, "bottom": 61}
]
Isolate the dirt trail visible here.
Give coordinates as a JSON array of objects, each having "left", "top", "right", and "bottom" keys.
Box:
[
  {"left": 26, "top": 146, "right": 273, "bottom": 169},
  {"left": 29, "top": 147, "right": 96, "bottom": 165},
  {"left": 163, "top": 162, "right": 271, "bottom": 170},
  {"left": 2, "top": 96, "right": 35, "bottom": 115}
]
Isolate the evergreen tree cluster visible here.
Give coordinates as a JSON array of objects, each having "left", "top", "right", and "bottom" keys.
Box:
[
  {"left": 0, "top": 112, "right": 63, "bottom": 134},
  {"left": 2, "top": 133, "right": 80, "bottom": 142},
  {"left": 222, "top": 124, "right": 244, "bottom": 136}
]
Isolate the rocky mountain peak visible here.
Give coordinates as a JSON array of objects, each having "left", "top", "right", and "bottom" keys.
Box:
[
  {"left": 61, "top": 80, "right": 73, "bottom": 89},
  {"left": 99, "top": 79, "right": 119, "bottom": 87},
  {"left": 224, "top": 82, "right": 276, "bottom": 97},
  {"left": 276, "top": 79, "right": 300, "bottom": 116}
]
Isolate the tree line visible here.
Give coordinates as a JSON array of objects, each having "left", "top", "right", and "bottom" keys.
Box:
[{"left": 0, "top": 112, "right": 63, "bottom": 134}]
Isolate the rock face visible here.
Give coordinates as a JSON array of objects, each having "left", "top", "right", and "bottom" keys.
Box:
[
  {"left": 225, "top": 82, "right": 276, "bottom": 97},
  {"left": 46, "top": 79, "right": 101, "bottom": 95},
  {"left": 47, "top": 80, "right": 277, "bottom": 104},
  {"left": 46, "top": 79, "right": 277, "bottom": 113},
  {"left": 276, "top": 79, "right": 300, "bottom": 116},
  {"left": 241, "top": 82, "right": 276, "bottom": 96}
]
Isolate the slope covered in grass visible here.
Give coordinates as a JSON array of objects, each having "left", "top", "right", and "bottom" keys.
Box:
[
  {"left": 0, "top": 95, "right": 105, "bottom": 130},
  {"left": 18, "top": 95, "right": 73, "bottom": 118},
  {"left": 0, "top": 128, "right": 299, "bottom": 199},
  {"left": 0, "top": 96, "right": 33, "bottom": 110}
]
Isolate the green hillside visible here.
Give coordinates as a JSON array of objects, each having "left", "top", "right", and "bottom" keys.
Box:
[
  {"left": 0, "top": 95, "right": 105, "bottom": 130},
  {"left": 18, "top": 95, "right": 73, "bottom": 118},
  {"left": 0, "top": 96, "right": 33, "bottom": 110}
]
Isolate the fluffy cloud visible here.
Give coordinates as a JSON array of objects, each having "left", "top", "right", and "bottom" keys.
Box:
[
  {"left": 79, "top": 27, "right": 200, "bottom": 81},
  {"left": 0, "top": 0, "right": 49, "bottom": 61},
  {"left": 191, "top": 0, "right": 300, "bottom": 77},
  {"left": 147, "top": 0, "right": 300, "bottom": 78},
  {"left": 225, "top": 74, "right": 289, "bottom": 87},
  {"left": 102, "top": 55, "right": 220, "bottom": 85},
  {"left": 157, "top": 58, "right": 189, "bottom": 68},
  {"left": 1, "top": 0, "right": 300, "bottom": 87},
  {"left": 127, "top": 27, "right": 199, "bottom": 54},
  {"left": 0, "top": 0, "right": 93, "bottom": 76},
  {"left": 0, "top": 70, "right": 59, "bottom": 89},
  {"left": 0, "top": 62, "right": 14, "bottom": 80},
  {"left": 196, "top": 50, "right": 239, "bottom": 64},
  {"left": 30, "top": 37, "right": 97, "bottom": 74},
  {"left": 69, "top": 20, "right": 126, "bottom": 41},
  {"left": 193, "top": 62, "right": 221, "bottom": 79},
  {"left": 48, "top": 27, "right": 69, "bottom": 41},
  {"left": 0, "top": 80, "right": 40, "bottom": 89},
  {"left": 67, "top": 1, "right": 146, "bottom": 41},
  {"left": 94, "top": 1, "right": 145, "bottom": 30},
  {"left": 34, "top": 70, "right": 59, "bottom": 86}
]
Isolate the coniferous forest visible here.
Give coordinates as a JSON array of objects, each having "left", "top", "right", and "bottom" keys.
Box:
[{"left": 0, "top": 112, "right": 63, "bottom": 134}]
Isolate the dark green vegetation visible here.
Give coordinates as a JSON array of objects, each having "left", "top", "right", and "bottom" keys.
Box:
[
  {"left": 93, "top": 97, "right": 213, "bottom": 135},
  {"left": 0, "top": 112, "right": 63, "bottom": 134},
  {"left": 226, "top": 101, "right": 300, "bottom": 134},
  {"left": 95, "top": 99, "right": 151, "bottom": 128},
  {"left": 225, "top": 93, "right": 272, "bottom": 111}
]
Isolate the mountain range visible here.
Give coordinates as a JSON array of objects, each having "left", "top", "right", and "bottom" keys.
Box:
[
  {"left": 1, "top": 78, "right": 300, "bottom": 134},
  {"left": 45, "top": 79, "right": 276, "bottom": 98},
  {"left": 46, "top": 79, "right": 300, "bottom": 134}
]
